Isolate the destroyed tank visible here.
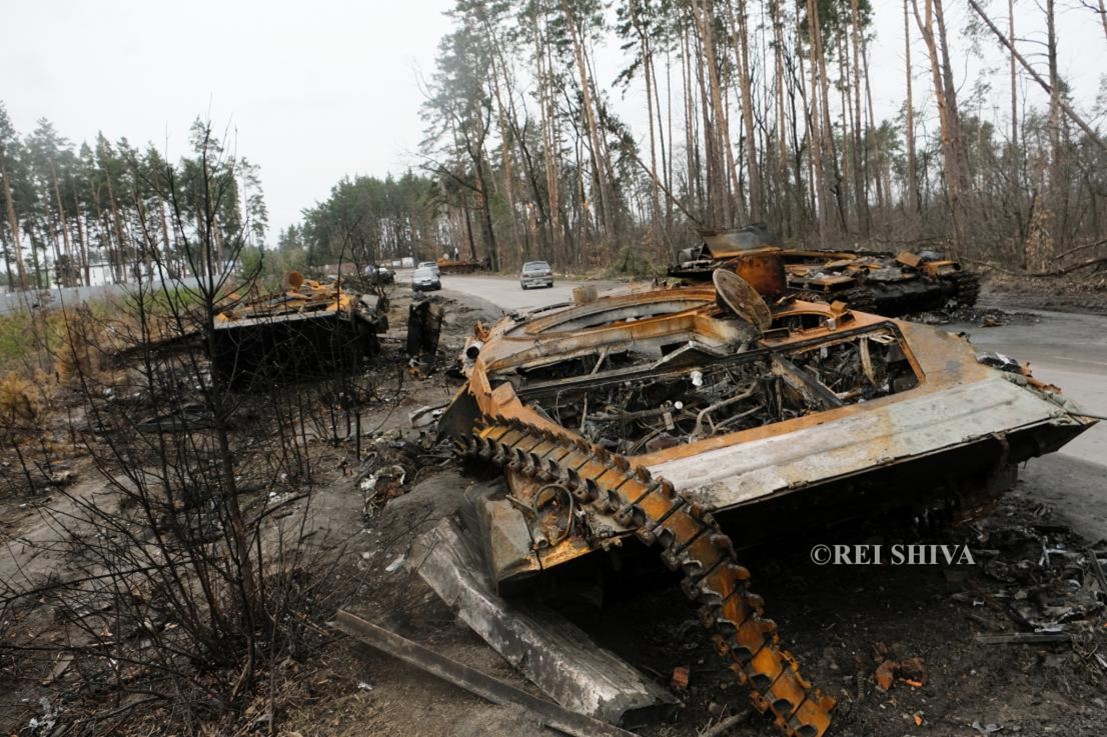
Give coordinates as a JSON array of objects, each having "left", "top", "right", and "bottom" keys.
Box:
[
  {"left": 436, "top": 254, "right": 490, "bottom": 274},
  {"left": 212, "top": 272, "right": 387, "bottom": 387},
  {"left": 438, "top": 253, "right": 1093, "bottom": 737},
  {"left": 670, "top": 225, "right": 981, "bottom": 316}
]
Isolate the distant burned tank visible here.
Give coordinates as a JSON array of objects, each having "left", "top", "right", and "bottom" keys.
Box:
[
  {"left": 439, "top": 268, "right": 1093, "bottom": 737},
  {"left": 436, "top": 255, "right": 489, "bottom": 274},
  {"left": 212, "top": 272, "right": 388, "bottom": 387},
  {"left": 670, "top": 226, "right": 981, "bottom": 316}
]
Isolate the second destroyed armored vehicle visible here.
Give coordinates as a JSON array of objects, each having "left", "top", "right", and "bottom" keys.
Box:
[{"left": 670, "top": 225, "right": 980, "bottom": 315}]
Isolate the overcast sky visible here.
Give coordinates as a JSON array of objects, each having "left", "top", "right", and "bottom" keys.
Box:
[{"left": 2, "top": 1, "right": 1103, "bottom": 239}]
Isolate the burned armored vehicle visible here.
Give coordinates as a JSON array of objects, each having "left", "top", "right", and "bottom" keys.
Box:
[
  {"left": 670, "top": 226, "right": 980, "bottom": 315},
  {"left": 438, "top": 254, "right": 1092, "bottom": 737},
  {"left": 212, "top": 272, "right": 387, "bottom": 387}
]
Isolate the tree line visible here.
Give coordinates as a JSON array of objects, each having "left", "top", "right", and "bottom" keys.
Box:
[
  {"left": 283, "top": 171, "right": 447, "bottom": 269},
  {"left": 294, "top": 0, "right": 1107, "bottom": 276},
  {"left": 0, "top": 105, "right": 268, "bottom": 291}
]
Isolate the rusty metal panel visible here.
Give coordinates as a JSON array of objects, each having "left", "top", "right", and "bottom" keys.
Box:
[{"left": 648, "top": 376, "right": 1082, "bottom": 510}]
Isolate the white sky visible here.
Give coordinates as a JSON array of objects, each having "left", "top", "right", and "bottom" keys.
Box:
[{"left": 2, "top": 1, "right": 1104, "bottom": 238}]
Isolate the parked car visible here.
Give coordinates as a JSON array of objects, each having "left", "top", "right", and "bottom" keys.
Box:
[
  {"left": 520, "top": 260, "right": 554, "bottom": 289},
  {"left": 412, "top": 266, "right": 442, "bottom": 291},
  {"left": 417, "top": 261, "right": 441, "bottom": 276},
  {"left": 363, "top": 264, "right": 395, "bottom": 285}
]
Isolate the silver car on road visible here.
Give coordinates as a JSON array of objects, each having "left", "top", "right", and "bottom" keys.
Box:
[{"left": 520, "top": 260, "right": 554, "bottom": 289}]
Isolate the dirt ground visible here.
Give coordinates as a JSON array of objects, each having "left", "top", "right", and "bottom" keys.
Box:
[
  {"left": 2, "top": 284, "right": 1106, "bottom": 737},
  {"left": 268, "top": 469, "right": 1107, "bottom": 737},
  {"left": 980, "top": 268, "right": 1107, "bottom": 315}
]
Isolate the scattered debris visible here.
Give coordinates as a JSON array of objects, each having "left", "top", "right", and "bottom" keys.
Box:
[
  {"left": 874, "top": 660, "right": 895, "bottom": 691},
  {"left": 971, "top": 720, "right": 1004, "bottom": 734},
  {"left": 414, "top": 515, "right": 677, "bottom": 726},
  {"left": 361, "top": 464, "right": 408, "bottom": 505},
  {"left": 41, "top": 654, "right": 73, "bottom": 686},
  {"left": 670, "top": 665, "right": 690, "bottom": 692},
  {"left": 409, "top": 404, "right": 445, "bottom": 430},
  {"left": 873, "top": 652, "right": 926, "bottom": 692},
  {"left": 965, "top": 511, "right": 1107, "bottom": 643},
  {"left": 26, "top": 697, "right": 59, "bottom": 735},
  {"left": 697, "top": 708, "right": 753, "bottom": 737},
  {"left": 973, "top": 632, "right": 1072, "bottom": 645},
  {"left": 1086, "top": 547, "right": 1107, "bottom": 593}
]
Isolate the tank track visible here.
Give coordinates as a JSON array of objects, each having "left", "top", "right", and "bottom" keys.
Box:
[
  {"left": 456, "top": 415, "right": 836, "bottom": 737},
  {"left": 793, "top": 286, "right": 877, "bottom": 314},
  {"left": 944, "top": 270, "right": 980, "bottom": 308}
]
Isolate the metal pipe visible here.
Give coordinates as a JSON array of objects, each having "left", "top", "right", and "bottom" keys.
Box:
[{"left": 693, "top": 384, "right": 759, "bottom": 438}]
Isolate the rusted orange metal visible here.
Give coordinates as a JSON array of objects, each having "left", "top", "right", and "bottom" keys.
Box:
[
  {"left": 671, "top": 230, "right": 980, "bottom": 314},
  {"left": 721, "top": 252, "right": 788, "bottom": 298},
  {"left": 444, "top": 281, "right": 1092, "bottom": 579},
  {"left": 440, "top": 278, "right": 1094, "bottom": 737}
]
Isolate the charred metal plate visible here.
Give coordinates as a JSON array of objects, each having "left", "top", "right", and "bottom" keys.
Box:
[{"left": 714, "top": 269, "right": 772, "bottom": 330}]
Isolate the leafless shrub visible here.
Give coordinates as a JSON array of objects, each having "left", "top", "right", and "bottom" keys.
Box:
[{"left": 0, "top": 121, "right": 366, "bottom": 736}]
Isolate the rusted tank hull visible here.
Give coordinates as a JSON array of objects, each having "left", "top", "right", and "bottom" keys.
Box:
[
  {"left": 669, "top": 232, "right": 980, "bottom": 315},
  {"left": 441, "top": 286, "right": 1092, "bottom": 584},
  {"left": 439, "top": 283, "right": 1092, "bottom": 737},
  {"left": 212, "top": 277, "right": 386, "bottom": 387},
  {"left": 212, "top": 311, "right": 378, "bottom": 388}
]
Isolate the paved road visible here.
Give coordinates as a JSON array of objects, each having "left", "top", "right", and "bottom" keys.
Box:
[
  {"left": 432, "top": 272, "right": 614, "bottom": 312},
  {"left": 438, "top": 274, "right": 1107, "bottom": 538},
  {"left": 947, "top": 304, "right": 1107, "bottom": 540},
  {"left": 948, "top": 304, "right": 1107, "bottom": 464}
]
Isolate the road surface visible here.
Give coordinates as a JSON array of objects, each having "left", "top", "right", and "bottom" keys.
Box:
[
  {"left": 436, "top": 272, "right": 615, "bottom": 312},
  {"left": 947, "top": 305, "right": 1107, "bottom": 465},
  {"left": 437, "top": 274, "right": 1107, "bottom": 540}
]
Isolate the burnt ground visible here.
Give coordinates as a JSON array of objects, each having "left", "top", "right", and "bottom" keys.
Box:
[
  {"left": 2, "top": 285, "right": 1106, "bottom": 737},
  {"left": 268, "top": 472, "right": 1107, "bottom": 737}
]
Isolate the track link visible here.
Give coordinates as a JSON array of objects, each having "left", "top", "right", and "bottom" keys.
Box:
[
  {"left": 945, "top": 270, "right": 980, "bottom": 308},
  {"left": 792, "top": 286, "right": 876, "bottom": 314},
  {"left": 457, "top": 416, "right": 836, "bottom": 737}
]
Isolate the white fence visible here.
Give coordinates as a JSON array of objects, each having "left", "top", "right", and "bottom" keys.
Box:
[{"left": 0, "top": 278, "right": 202, "bottom": 315}]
